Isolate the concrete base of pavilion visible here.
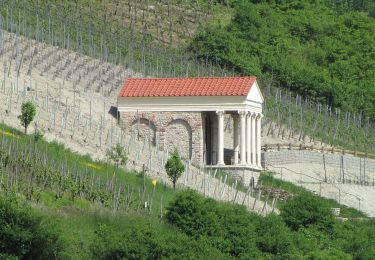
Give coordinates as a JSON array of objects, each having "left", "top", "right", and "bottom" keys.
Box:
[{"left": 205, "top": 165, "right": 262, "bottom": 187}]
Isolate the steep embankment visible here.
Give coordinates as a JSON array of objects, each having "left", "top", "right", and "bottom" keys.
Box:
[{"left": 191, "top": 0, "right": 375, "bottom": 119}]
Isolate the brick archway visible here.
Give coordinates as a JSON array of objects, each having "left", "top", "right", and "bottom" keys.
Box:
[
  {"left": 131, "top": 118, "right": 157, "bottom": 146},
  {"left": 165, "top": 119, "right": 193, "bottom": 160}
]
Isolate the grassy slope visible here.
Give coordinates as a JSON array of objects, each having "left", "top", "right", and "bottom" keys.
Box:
[
  {"left": 0, "top": 121, "right": 373, "bottom": 258},
  {"left": 41, "top": 209, "right": 187, "bottom": 259},
  {"left": 0, "top": 123, "right": 177, "bottom": 217},
  {"left": 0, "top": 122, "right": 205, "bottom": 258}
]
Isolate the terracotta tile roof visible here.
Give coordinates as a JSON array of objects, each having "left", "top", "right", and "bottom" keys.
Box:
[{"left": 118, "top": 77, "right": 257, "bottom": 97}]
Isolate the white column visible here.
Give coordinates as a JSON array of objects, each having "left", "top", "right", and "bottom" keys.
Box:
[
  {"left": 216, "top": 110, "right": 225, "bottom": 165},
  {"left": 232, "top": 114, "right": 239, "bottom": 165},
  {"left": 239, "top": 110, "right": 247, "bottom": 165},
  {"left": 246, "top": 112, "right": 251, "bottom": 165},
  {"left": 256, "top": 114, "right": 263, "bottom": 168},
  {"left": 251, "top": 113, "right": 256, "bottom": 166}
]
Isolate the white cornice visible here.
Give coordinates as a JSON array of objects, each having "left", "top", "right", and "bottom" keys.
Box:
[{"left": 117, "top": 95, "right": 262, "bottom": 113}]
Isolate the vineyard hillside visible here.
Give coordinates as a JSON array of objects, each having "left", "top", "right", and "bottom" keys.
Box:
[
  {"left": 0, "top": 1, "right": 375, "bottom": 259},
  {"left": 0, "top": 0, "right": 374, "bottom": 215}
]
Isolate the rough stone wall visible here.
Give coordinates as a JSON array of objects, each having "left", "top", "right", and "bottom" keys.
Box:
[
  {"left": 129, "top": 118, "right": 157, "bottom": 145},
  {"left": 120, "top": 111, "right": 204, "bottom": 165},
  {"left": 165, "top": 119, "right": 192, "bottom": 160}
]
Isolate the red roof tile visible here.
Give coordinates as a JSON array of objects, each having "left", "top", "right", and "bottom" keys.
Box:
[{"left": 118, "top": 77, "right": 257, "bottom": 97}]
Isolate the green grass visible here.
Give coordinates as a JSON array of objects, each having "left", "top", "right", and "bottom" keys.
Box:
[
  {"left": 259, "top": 172, "right": 367, "bottom": 219},
  {"left": 0, "top": 123, "right": 177, "bottom": 217},
  {"left": 1, "top": 122, "right": 374, "bottom": 258},
  {"left": 0, "top": 121, "right": 224, "bottom": 259},
  {"left": 48, "top": 210, "right": 161, "bottom": 259}
]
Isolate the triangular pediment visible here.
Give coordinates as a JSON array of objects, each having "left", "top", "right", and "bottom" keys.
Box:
[{"left": 246, "top": 81, "right": 264, "bottom": 103}]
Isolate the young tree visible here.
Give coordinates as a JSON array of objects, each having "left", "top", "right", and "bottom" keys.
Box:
[
  {"left": 106, "top": 143, "right": 128, "bottom": 172},
  {"left": 18, "top": 101, "right": 36, "bottom": 134},
  {"left": 165, "top": 150, "right": 185, "bottom": 190}
]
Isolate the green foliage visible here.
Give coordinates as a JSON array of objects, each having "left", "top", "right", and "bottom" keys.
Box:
[
  {"left": 33, "top": 129, "right": 44, "bottom": 142},
  {"left": 307, "top": 248, "right": 352, "bottom": 260},
  {"left": 165, "top": 150, "right": 185, "bottom": 190},
  {"left": 280, "top": 193, "right": 335, "bottom": 232},
  {"left": 333, "top": 220, "right": 375, "bottom": 259},
  {"left": 327, "top": 0, "right": 375, "bottom": 18},
  {"left": 165, "top": 188, "right": 375, "bottom": 259},
  {"left": 18, "top": 101, "right": 36, "bottom": 134},
  {"left": 0, "top": 164, "right": 374, "bottom": 259},
  {"left": 255, "top": 214, "right": 295, "bottom": 256},
  {"left": 166, "top": 190, "right": 262, "bottom": 258},
  {"left": 106, "top": 143, "right": 128, "bottom": 170},
  {"left": 91, "top": 220, "right": 225, "bottom": 259},
  {"left": 0, "top": 193, "right": 63, "bottom": 259},
  {"left": 191, "top": 0, "right": 375, "bottom": 119}
]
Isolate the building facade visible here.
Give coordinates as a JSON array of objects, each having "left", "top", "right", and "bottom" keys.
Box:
[{"left": 117, "top": 77, "right": 264, "bottom": 182}]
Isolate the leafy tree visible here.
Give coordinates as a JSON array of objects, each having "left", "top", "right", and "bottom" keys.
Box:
[
  {"left": 18, "top": 101, "right": 36, "bottom": 134},
  {"left": 165, "top": 150, "right": 185, "bottom": 190},
  {"left": 106, "top": 143, "right": 128, "bottom": 172}
]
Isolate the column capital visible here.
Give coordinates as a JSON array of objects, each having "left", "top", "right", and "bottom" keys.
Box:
[
  {"left": 238, "top": 110, "right": 247, "bottom": 117},
  {"left": 250, "top": 112, "right": 257, "bottom": 118},
  {"left": 216, "top": 110, "right": 224, "bottom": 117},
  {"left": 256, "top": 113, "right": 264, "bottom": 119}
]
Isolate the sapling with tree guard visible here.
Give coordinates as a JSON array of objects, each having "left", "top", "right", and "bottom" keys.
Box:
[
  {"left": 165, "top": 149, "right": 185, "bottom": 190},
  {"left": 18, "top": 101, "right": 36, "bottom": 134}
]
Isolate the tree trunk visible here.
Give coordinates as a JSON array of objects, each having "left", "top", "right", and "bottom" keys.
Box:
[
  {"left": 24, "top": 124, "right": 27, "bottom": 134},
  {"left": 173, "top": 181, "right": 176, "bottom": 190}
]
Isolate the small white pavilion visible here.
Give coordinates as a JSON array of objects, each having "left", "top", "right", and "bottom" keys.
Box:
[{"left": 117, "top": 76, "right": 264, "bottom": 181}]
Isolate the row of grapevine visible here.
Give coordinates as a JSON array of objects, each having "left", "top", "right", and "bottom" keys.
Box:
[
  {"left": 0, "top": 125, "right": 274, "bottom": 215},
  {"left": 0, "top": 1, "right": 375, "bottom": 152},
  {"left": 0, "top": 1, "right": 234, "bottom": 79},
  {"left": 262, "top": 84, "right": 375, "bottom": 153}
]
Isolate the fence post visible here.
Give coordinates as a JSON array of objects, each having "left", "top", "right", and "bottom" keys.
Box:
[{"left": 323, "top": 153, "right": 327, "bottom": 183}]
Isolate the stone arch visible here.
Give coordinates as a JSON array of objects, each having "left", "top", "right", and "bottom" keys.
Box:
[
  {"left": 165, "top": 119, "right": 192, "bottom": 160},
  {"left": 131, "top": 118, "right": 157, "bottom": 146}
]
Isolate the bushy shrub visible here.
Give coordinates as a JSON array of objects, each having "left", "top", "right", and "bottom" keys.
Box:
[
  {"left": 0, "top": 194, "right": 63, "bottom": 259},
  {"left": 333, "top": 220, "right": 375, "bottom": 259},
  {"left": 255, "top": 214, "right": 295, "bottom": 256},
  {"left": 165, "top": 190, "right": 219, "bottom": 237},
  {"left": 307, "top": 248, "right": 352, "bottom": 260},
  {"left": 166, "top": 190, "right": 261, "bottom": 258},
  {"left": 280, "top": 193, "right": 335, "bottom": 232},
  {"left": 91, "top": 220, "right": 225, "bottom": 259}
]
